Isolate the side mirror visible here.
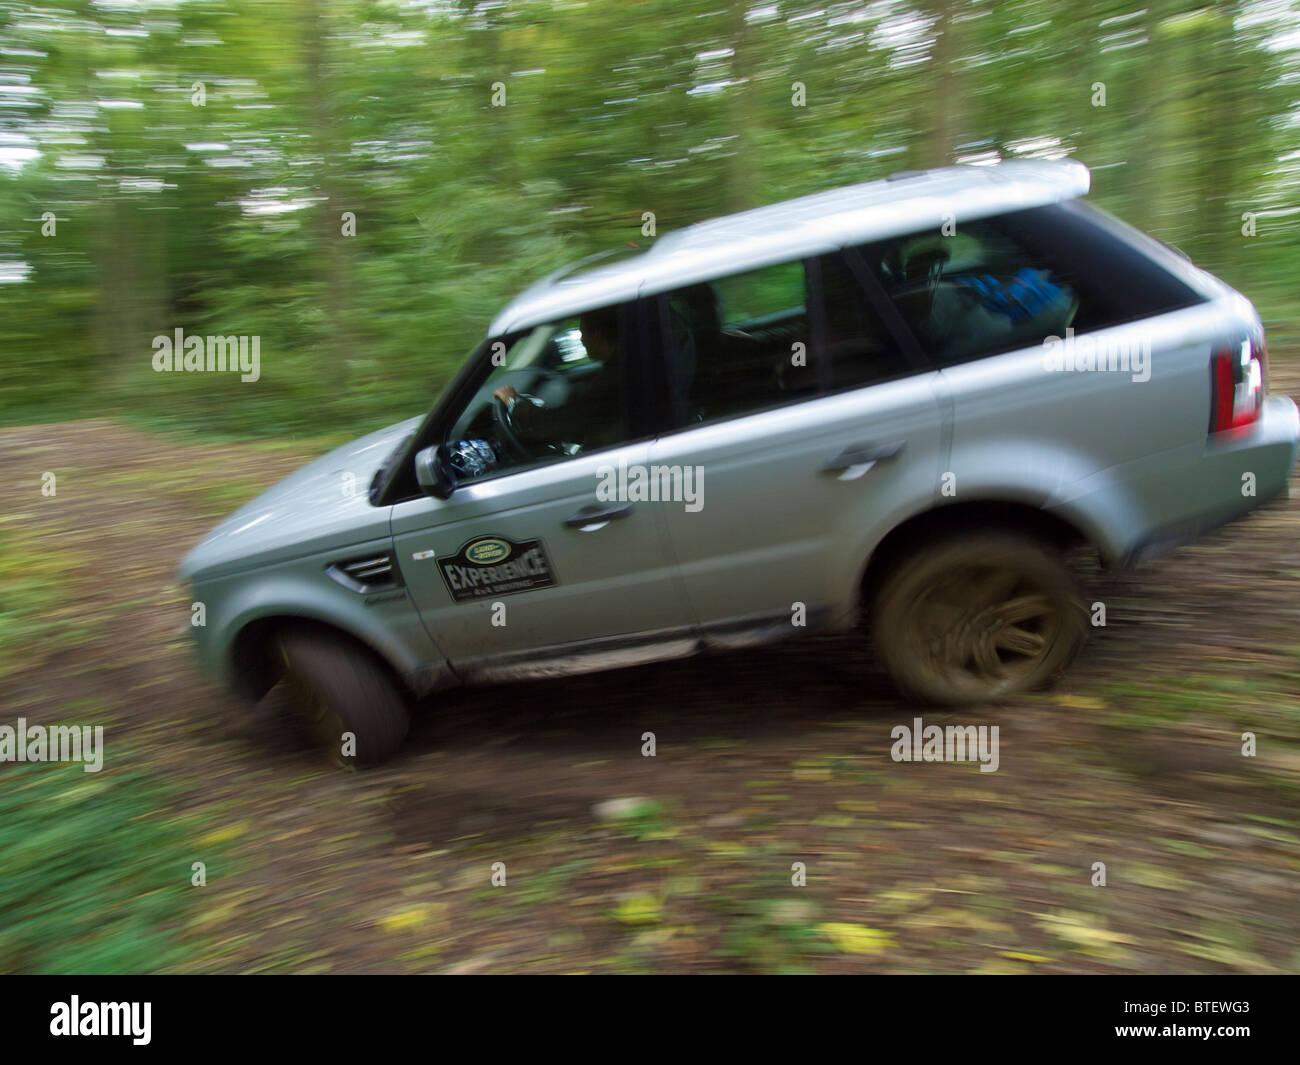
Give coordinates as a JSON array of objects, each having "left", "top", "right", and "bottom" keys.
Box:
[{"left": 414, "top": 444, "right": 455, "bottom": 500}]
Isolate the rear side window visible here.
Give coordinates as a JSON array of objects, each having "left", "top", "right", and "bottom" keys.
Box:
[
  {"left": 855, "top": 203, "right": 1205, "bottom": 366},
  {"left": 997, "top": 202, "right": 1205, "bottom": 329},
  {"left": 661, "top": 254, "right": 917, "bottom": 428}
]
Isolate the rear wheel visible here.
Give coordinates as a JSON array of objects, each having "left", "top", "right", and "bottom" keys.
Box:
[
  {"left": 277, "top": 627, "right": 410, "bottom": 767},
  {"left": 871, "top": 531, "right": 1086, "bottom": 704}
]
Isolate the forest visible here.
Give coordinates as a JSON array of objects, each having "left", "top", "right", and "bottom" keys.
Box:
[{"left": 1, "top": 0, "right": 1297, "bottom": 436}]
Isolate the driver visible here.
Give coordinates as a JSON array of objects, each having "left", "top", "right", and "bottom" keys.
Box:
[{"left": 492, "top": 307, "right": 624, "bottom": 452}]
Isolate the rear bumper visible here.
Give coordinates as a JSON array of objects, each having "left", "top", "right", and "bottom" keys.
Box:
[
  {"left": 1121, "top": 394, "right": 1299, "bottom": 565},
  {"left": 1047, "top": 394, "right": 1299, "bottom": 567}
]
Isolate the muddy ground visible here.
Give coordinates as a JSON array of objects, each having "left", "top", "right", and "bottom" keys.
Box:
[{"left": 2, "top": 369, "right": 1299, "bottom": 974}]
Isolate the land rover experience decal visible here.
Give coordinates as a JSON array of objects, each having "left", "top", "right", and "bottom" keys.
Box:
[{"left": 437, "top": 535, "right": 557, "bottom": 602}]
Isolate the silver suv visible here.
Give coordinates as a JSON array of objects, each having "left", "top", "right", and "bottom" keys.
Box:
[{"left": 178, "top": 159, "right": 1300, "bottom": 765}]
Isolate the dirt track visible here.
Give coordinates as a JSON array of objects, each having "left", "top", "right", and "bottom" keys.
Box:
[{"left": 3, "top": 377, "right": 1299, "bottom": 973}]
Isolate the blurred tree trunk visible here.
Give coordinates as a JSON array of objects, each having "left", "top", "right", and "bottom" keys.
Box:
[
  {"left": 94, "top": 195, "right": 132, "bottom": 364},
  {"left": 1133, "top": 1, "right": 1174, "bottom": 237},
  {"left": 302, "top": 0, "right": 354, "bottom": 362},
  {"left": 726, "top": 0, "right": 759, "bottom": 212},
  {"left": 924, "top": 0, "right": 964, "bottom": 167},
  {"left": 464, "top": 2, "right": 519, "bottom": 188},
  {"left": 1061, "top": 12, "right": 1096, "bottom": 158},
  {"left": 1198, "top": 5, "right": 1240, "bottom": 272}
]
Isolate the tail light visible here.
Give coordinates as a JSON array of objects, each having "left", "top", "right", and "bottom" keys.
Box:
[{"left": 1209, "top": 336, "right": 1265, "bottom": 436}]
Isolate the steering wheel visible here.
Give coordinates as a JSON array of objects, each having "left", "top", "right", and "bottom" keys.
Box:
[
  {"left": 490, "top": 364, "right": 568, "bottom": 461},
  {"left": 492, "top": 393, "right": 532, "bottom": 461}
]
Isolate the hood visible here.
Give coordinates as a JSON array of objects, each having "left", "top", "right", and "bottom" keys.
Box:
[{"left": 178, "top": 416, "right": 421, "bottom": 583}]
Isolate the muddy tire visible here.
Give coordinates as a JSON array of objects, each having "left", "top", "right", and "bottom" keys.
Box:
[
  {"left": 277, "top": 627, "right": 410, "bottom": 767},
  {"left": 871, "top": 531, "right": 1086, "bottom": 704}
]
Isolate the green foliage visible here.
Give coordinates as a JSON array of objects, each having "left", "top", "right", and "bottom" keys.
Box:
[
  {"left": 0, "top": 527, "right": 83, "bottom": 677},
  {"left": 1100, "top": 673, "right": 1278, "bottom": 733},
  {"left": 718, "top": 898, "right": 828, "bottom": 973},
  {"left": 1, "top": 1, "right": 1298, "bottom": 437},
  {"left": 0, "top": 763, "right": 210, "bottom": 974}
]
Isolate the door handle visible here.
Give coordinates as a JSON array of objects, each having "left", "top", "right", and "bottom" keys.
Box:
[
  {"left": 564, "top": 503, "right": 633, "bottom": 531},
  {"left": 821, "top": 440, "right": 906, "bottom": 480}
]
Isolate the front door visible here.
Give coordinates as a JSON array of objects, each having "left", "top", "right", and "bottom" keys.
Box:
[{"left": 394, "top": 305, "right": 693, "bottom": 675}]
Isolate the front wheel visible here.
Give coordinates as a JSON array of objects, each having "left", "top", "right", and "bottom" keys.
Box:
[
  {"left": 871, "top": 531, "right": 1086, "bottom": 704},
  {"left": 277, "top": 627, "right": 410, "bottom": 767}
]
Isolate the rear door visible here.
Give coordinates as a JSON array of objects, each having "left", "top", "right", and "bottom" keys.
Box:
[
  {"left": 647, "top": 252, "right": 947, "bottom": 637},
  {"left": 856, "top": 203, "right": 1212, "bottom": 522}
]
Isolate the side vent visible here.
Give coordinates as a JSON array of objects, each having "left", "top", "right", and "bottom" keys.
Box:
[{"left": 327, "top": 553, "right": 402, "bottom": 594}]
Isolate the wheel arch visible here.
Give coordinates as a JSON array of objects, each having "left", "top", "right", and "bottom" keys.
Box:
[
  {"left": 858, "top": 498, "right": 1097, "bottom": 615},
  {"left": 228, "top": 613, "right": 415, "bottom": 703}
]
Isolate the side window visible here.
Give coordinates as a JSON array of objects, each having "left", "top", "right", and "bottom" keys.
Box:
[
  {"left": 863, "top": 218, "right": 1080, "bottom": 366},
  {"left": 664, "top": 261, "right": 813, "bottom": 426},
  {"left": 995, "top": 202, "right": 1206, "bottom": 332},
  {"left": 714, "top": 261, "right": 804, "bottom": 325},
  {"left": 663, "top": 255, "right": 923, "bottom": 427},
  {"left": 860, "top": 204, "right": 1206, "bottom": 367},
  {"left": 443, "top": 304, "right": 632, "bottom": 484},
  {"left": 814, "top": 251, "right": 913, "bottom": 391}
]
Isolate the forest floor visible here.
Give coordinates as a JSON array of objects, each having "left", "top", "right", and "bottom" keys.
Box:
[{"left": 2, "top": 368, "right": 1299, "bottom": 974}]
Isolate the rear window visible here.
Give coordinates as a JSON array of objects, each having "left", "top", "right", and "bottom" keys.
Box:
[{"left": 854, "top": 202, "right": 1206, "bottom": 366}]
